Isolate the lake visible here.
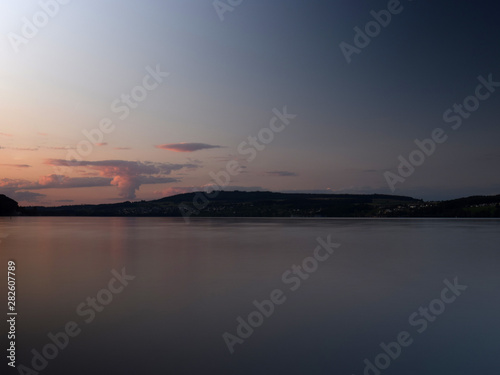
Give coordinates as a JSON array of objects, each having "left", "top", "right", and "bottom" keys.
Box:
[{"left": 1, "top": 217, "right": 499, "bottom": 374}]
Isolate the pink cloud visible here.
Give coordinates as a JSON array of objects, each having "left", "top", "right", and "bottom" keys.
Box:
[
  {"left": 0, "top": 159, "right": 199, "bottom": 202},
  {"left": 0, "top": 178, "right": 34, "bottom": 190},
  {"left": 44, "top": 159, "right": 197, "bottom": 199}
]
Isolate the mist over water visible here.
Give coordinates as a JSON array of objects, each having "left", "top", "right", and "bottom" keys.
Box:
[{"left": 1, "top": 217, "right": 498, "bottom": 374}]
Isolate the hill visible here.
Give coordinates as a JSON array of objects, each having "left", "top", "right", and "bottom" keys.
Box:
[
  {"left": 0, "top": 195, "right": 19, "bottom": 216},
  {"left": 401, "top": 194, "right": 500, "bottom": 218},
  {"left": 18, "top": 191, "right": 500, "bottom": 218},
  {"left": 22, "top": 191, "right": 420, "bottom": 217}
]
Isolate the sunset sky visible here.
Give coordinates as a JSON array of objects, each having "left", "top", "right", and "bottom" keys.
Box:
[{"left": 1, "top": 0, "right": 499, "bottom": 206}]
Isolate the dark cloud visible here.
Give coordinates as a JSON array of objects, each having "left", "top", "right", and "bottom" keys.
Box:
[
  {"left": 210, "top": 154, "right": 248, "bottom": 164},
  {"left": 266, "top": 171, "right": 298, "bottom": 177},
  {"left": 38, "top": 175, "right": 112, "bottom": 189},
  {"left": 0, "top": 164, "right": 31, "bottom": 168},
  {"left": 185, "top": 157, "right": 203, "bottom": 165},
  {"left": 44, "top": 159, "right": 197, "bottom": 199},
  {"left": 0, "top": 176, "right": 111, "bottom": 191},
  {"left": 1, "top": 158, "right": 197, "bottom": 202},
  {"left": 155, "top": 143, "right": 223, "bottom": 152},
  {"left": 11, "top": 191, "right": 46, "bottom": 203},
  {"left": 0, "top": 178, "right": 34, "bottom": 190},
  {"left": 10, "top": 147, "right": 38, "bottom": 151}
]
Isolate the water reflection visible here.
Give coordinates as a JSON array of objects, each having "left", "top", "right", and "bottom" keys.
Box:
[{"left": 0, "top": 217, "right": 498, "bottom": 374}]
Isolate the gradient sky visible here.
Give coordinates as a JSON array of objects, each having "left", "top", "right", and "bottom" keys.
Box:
[{"left": 1, "top": 0, "right": 499, "bottom": 205}]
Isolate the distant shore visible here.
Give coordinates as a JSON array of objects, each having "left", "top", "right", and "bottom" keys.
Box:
[{"left": 6, "top": 191, "right": 499, "bottom": 218}]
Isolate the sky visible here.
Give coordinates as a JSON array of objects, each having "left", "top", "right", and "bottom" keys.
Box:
[{"left": 0, "top": 0, "right": 499, "bottom": 206}]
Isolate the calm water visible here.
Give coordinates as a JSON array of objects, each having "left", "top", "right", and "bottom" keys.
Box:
[{"left": 0, "top": 217, "right": 499, "bottom": 374}]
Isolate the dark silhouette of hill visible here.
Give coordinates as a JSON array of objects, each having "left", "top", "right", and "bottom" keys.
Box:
[
  {"left": 0, "top": 195, "right": 19, "bottom": 216},
  {"left": 17, "top": 191, "right": 500, "bottom": 218},
  {"left": 405, "top": 194, "right": 500, "bottom": 218},
  {"left": 153, "top": 191, "right": 416, "bottom": 204},
  {"left": 21, "top": 191, "right": 419, "bottom": 217}
]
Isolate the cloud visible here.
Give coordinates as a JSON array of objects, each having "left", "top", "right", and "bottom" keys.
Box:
[
  {"left": 155, "top": 143, "right": 223, "bottom": 152},
  {"left": 0, "top": 133, "right": 13, "bottom": 137},
  {"left": 0, "top": 174, "right": 179, "bottom": 203},
  {"left": 0, "top": 176, "right": 109, "bottom": 204},
  {"left": 46, "top": 159, "right": 197, "bottom": 175},
  {"left": 10, "top": 147, "right": 38, "bottom": 151},
  {"left": 0, "top": 159, "right": 198, "bottom": 202},
  {"left": 113, "top": 147, "right": 131, "bottom": 150},
  {"left": 37, "top": 175, "right": 112, "bottom": 189},
  {"left": 0, "top": 178, "right": 34, "bottom": 190},
  {"left": 210, "top": 154, "right": 248, "bottom": 164},
  {"left": 0, "top": 176, "right": 112, "bottom": 191},
  {"left": 45, "top": 146, "right": 75, "bottom": 150},
  {"left": 44, "top": 159, "right": 197, "bottom": 199},
  {"left": 185, "top": 157, "right": 203, "bottom": 165},
  {"left": 0, "top": 181, "right": 47, "bottom": 202},
  {"left": 0, "top": 164, "right": 31, "bottom": 168},
  {"left": 266, "top": 171, "right": 298, "bottom": 177},
  {"left": 11, "top": 191, "right": 46, "bottom": 203},
  {"left": 95, "top": 143, "right": 108, "bottom": 146}
]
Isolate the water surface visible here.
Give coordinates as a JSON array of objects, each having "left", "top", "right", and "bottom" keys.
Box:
[{"left": 0, "top": 217, "right": 498, "bottom": 374}]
